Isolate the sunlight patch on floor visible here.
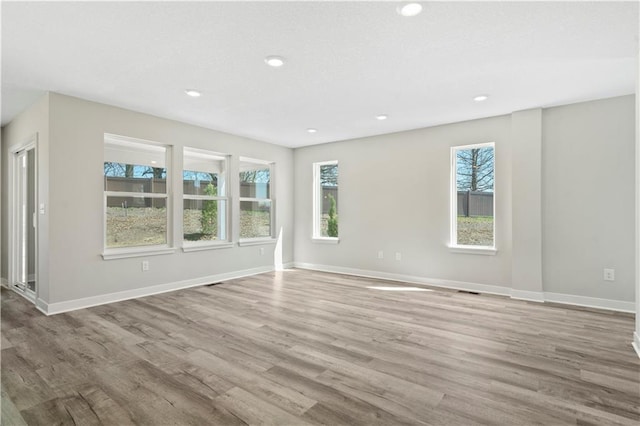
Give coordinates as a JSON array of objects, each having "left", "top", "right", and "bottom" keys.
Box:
[{"left": 366, "top": 286, "right": 433, "bottom": 292}]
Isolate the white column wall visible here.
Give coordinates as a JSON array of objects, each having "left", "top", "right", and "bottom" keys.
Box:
[{"left": 511, "top": 109, "right": 543, "bottom": 301}]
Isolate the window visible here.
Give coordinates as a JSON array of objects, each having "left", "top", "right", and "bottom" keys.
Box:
[
  {"left": 239, "top": 158, "right": 273, "bottom": 240},
  {"left": 183, "top": 148, "right": 228, "bottom": 246},
  {"left": 104, "top": 135, "right": 171, "bottom": 252},
  {"left": 313, "top": 161, "right": 339, "bottom": 240},
  {"left": 451, "top": 143, "right": 495, "bottom": 251}
]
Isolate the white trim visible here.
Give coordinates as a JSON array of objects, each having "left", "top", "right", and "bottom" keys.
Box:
[
  {"left": 104, "top": 134, "right": 173, "bottom": 253},
  {"left": 238, "top": 238, "right": 277, "bottom": 247},
  {"left": 239, "top": 156, "right": 273, "bottom": 166},
  {"left": 633, "top": 332, "right": 640, "bottom": 359},
  {"left": 450, "top": 142, "right": 496, "bottom": 249},
  {"left": 10, "top": 286, "right": 36, "bottom": 305},
  {"left": 104, "top": 133, "right": 169, "bottom": 149},
  {"left": 544, "top": 291, "right": 635, "bottom": 313},
  {"left": 292, "top": 263, "right": 636, "bottom": 313},
  {"left": 39, "top": 265, "right": 275, "bottom": 315},
  {"left": 1, "top": 278, "right": 9, "bottom": 288},
  {"left": 240, "top": 197, "right": 272, "bottom": 203},
  {"left": 35, "top": 298, "right": 48, "bottom": 315},
  {"left": 104, "top": 191, "right": 168, "bottom": 199},
  {"left": 313, "top": 160, "right": 339, "bottom": 240},
  {"left": 293, "top": 262, "right": 512, "bottom": 297},
  {"left": 312, "top": 237, "right": 340, "bottom": 244},
  {"left": 448, "top": 245, "right": 497, "bottom": 255},
  {"left": 511, "top": 289, "right": 545, "bottom": 302},
  {"left": 102, "top": 246, "right": 176, "bottom": 260},
  {"left": 182, "top": 242, "right": 235, "bottom": 252},
  {"left": 183, "top": 194, "right": 226, "bottom": 201},
  {"left": 238, "top": 158, "right": 275, "bottom": 240}
]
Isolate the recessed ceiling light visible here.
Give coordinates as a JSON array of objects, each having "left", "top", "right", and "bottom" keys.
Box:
[
  {"left": 376, "top": 114, "right": 388, "bottom": 120},
  {"left": 307, "top": 128, "right": 317, "bottom": 133},
  {"left": 265, "top": 56, "right": 285, "bottom": 67},
  {"left": 473, "top": 94, "right": 489, "bottom": 102},
  {"left": 151, "top": 160, "right": 157, "bottom": 165},
  {"left": 397, "top": 3, "right": 423, "bottom": 17},
  {"left": 185, "top": 89, "right": 201, "bottom": 97}
]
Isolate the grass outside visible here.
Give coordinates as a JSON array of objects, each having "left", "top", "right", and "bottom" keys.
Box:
[
  {"left": 107, "top": 207, "right": 167, "bottom": 247},
  {"left": 107, "top": 208, "right": 487, "bottom": 247},
  {"left": 457, "top": 216, "right": 494, "bottom": 246},
  {"left": 107, "top": 207, "right": 271, "bottom": 248}
]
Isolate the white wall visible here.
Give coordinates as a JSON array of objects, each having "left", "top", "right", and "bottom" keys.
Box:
[
  {"left": 511, "top": 108, "right": 543, "bottom": 298},
  {"left": 294, "top": 95, "right": 636, "bottom": 307},
  {"left": 294, "top": 115, "right": 514, "bottom": 289},
  {"left": 542, "top": 96, "right": 635, "bottom": 302},
  {"left": 42, "top": 93, "right": 293, "bottom": 305}
]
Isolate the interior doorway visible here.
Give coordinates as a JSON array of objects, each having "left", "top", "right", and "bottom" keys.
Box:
[{"left": 11, "top": 144, "right": 37, "bottom": 301}]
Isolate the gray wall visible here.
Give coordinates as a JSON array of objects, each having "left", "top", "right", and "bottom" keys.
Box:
[
  {"left": 543, "top": 96, "right": 636, "bottom": 301},
  {"left": 294, "top": 95, "right": 635, "bottom": 303},
  {"left": 294, "top": 115, "right": 514, "bottom": 288},
  {"left": 3, "top": 92, "right": 294, "bottom": 305},
  {"left": 2, "top": 93, "right": 635, "bottom": 309}
]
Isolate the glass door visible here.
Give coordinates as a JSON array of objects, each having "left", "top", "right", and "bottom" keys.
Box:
[{"left": 13, "top": 147, "right": 36, "bottom": 299}]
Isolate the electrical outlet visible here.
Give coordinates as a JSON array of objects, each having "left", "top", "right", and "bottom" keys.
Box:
[
  {"left": 260, "top": 247, "right": 265, "bottom": 255},
  {"left": 395, "top": 252, "right": 402, "bottom": 261},
  {"left": 142, "top": 261, "right": 149, "bottom": 272},
  {"left": 377, "top": 251, "right": 384, "bottom": 259},
  {"left": 603, "top": 268, "right": 615, "bottom": 281}
]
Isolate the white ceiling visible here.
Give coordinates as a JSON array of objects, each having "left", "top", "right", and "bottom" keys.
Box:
[{"left": 2, "top": 1, "right": 638, "bottom": 148}]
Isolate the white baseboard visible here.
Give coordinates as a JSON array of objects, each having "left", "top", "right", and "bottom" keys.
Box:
[
  {"left": 511, "top": 289, "right": 545, "bottom": 302},
  {"left": 22, "top": 261, "right": 639, "bottom": 316},
  {"left": 293, "top": 262, "right": 513, "bottom": 297},
  {"left": 544, "top": 292, "right": 635, "bottom": 313},
  {"left": 633, "top": 332, "right": 640, "bottom": 359},
  {"left": 42, "top": 265, "right": 276, "bottom": 315},
  {"left": 1, "top": 277, "right": 9, "bottom": 288},
  {"left": 293, "top": 262, "right": 636, "bottom": 313},
  {"left": 35, "top": 298, "right": 48, "bottom": 315}
]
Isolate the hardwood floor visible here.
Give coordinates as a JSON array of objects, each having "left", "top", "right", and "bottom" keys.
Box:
[{"left": 2, "top": 269, "right": 639, "bottom": 425}]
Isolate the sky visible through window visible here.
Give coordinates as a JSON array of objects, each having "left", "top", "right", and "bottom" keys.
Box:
[{"left": 456, "top": 146, "right": 494, "bottom": 192}]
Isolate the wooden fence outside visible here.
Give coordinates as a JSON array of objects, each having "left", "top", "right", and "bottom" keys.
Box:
[{"left": 457, "top": 191, "right": 493, "bottom": 217}]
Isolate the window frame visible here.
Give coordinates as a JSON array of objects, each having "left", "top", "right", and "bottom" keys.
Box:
[
  {"left": 182, "top": 147, "right": 232, "bottom": 251},
  {"left": 102, "top": 134, "right": 175, "bottom": 260},
  {"left": 312, "top": 160, "right": 339, "bottom": 243},
  {"left": 238, "top": 157, "right": 275, "bottom": 245},
  {"left": 449, "top": 142, "right": 497, "bottom": 255}
]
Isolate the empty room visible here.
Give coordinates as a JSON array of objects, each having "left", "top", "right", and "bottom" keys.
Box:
[{"left": 1, "top": 1, "right": 639, "bottom": 425}]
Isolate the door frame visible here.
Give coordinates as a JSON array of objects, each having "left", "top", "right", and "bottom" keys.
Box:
[{"left": 8, "top": 133, "right": 38, "bottom": 304}]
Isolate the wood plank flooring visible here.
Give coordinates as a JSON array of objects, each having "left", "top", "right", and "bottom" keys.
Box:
[{"left": 2, "top": 269, "right": 639, "bottom": 425}]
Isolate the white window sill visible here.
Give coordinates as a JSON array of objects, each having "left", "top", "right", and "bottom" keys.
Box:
[
  {"left": 238, "top": 238, "right": 277, "bottom": 247},
  {"left": 182, "top": 242, "right": 234, "bottom": 253},
  {"left": 102, "top": 246, "right": 176, "bottom": 260},
  {"left": 312, "top": 237, "right": 340, "bottom": 244},
  {"left": 448, "top": 245, "right": 497, "bottom": 256}
]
